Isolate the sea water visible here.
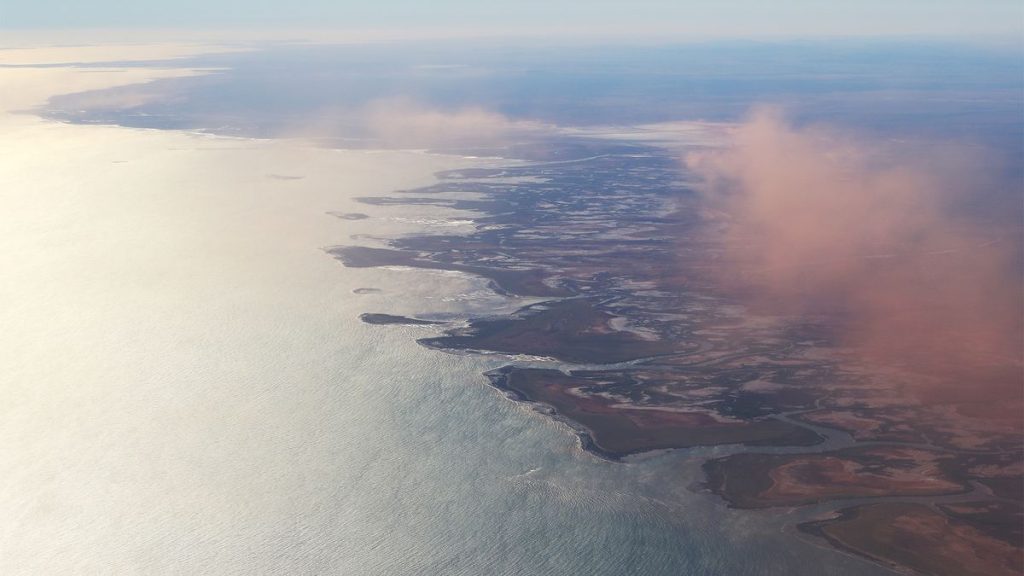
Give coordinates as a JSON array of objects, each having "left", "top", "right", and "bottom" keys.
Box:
[{"left": 0, "top": 105, "right": 894, "bottom": 576}]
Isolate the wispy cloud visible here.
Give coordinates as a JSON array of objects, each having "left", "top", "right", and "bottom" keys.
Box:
[
  {"left": 284, "top": 97, "right": 553, "bottom": 150},
  {"left": 363, "top": 97, "right": 551, "bottom": 148}
]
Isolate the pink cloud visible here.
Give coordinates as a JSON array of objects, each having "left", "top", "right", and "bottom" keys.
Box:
[{"left": 686, "top": 108, "right": 1022, "bottom": 401}]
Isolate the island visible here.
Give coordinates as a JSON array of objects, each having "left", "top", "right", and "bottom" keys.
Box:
[{"left": 359, "top": 313, "right": 443, "bottom": 326}]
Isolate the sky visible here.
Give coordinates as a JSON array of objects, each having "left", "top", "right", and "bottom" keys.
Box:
[{"left": 2, "top": 0, "right": 1022, "bottom": 41}]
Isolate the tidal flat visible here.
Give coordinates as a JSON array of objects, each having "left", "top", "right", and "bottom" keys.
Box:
[{"left": 340, "top": 134, "right": 1024, "bottom": 576}]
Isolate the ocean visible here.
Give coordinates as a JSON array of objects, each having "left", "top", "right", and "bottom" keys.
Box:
[{"left": 0, "top": 58, "right": 897, "bottom": 576}]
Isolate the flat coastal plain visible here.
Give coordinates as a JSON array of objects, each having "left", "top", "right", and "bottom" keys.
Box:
[{"left": 340, "top": 128, "right": 1024, "bottom": 575}]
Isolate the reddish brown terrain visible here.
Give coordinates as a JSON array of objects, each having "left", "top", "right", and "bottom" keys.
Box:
[
  {"left": 802, "top": 503, "right": 1023, "bottom": 576},
  {"left": 338, "top": 139, "right": 1024, "bottom": 575}
]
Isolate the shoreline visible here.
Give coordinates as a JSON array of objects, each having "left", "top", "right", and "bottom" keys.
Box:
[
  {"left": 330, "top": 131, "right": 1022, "bottom": 576},
  {"left": 0, "top": 44, "right": 513, "bottom": 575},
  {"left": 17, "top": 40, "right": 1021, "bottom": 576}
]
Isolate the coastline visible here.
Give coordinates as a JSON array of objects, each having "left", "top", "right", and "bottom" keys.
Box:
[
  {"left": 323, "top": 123, "right": 1022, "bottom": 576},
  {"left": 0, "top": 44, "right": 504, "bottom": 574},
  {"left": 9, "top": 40, "right": 1019, "bottom": 576}
]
